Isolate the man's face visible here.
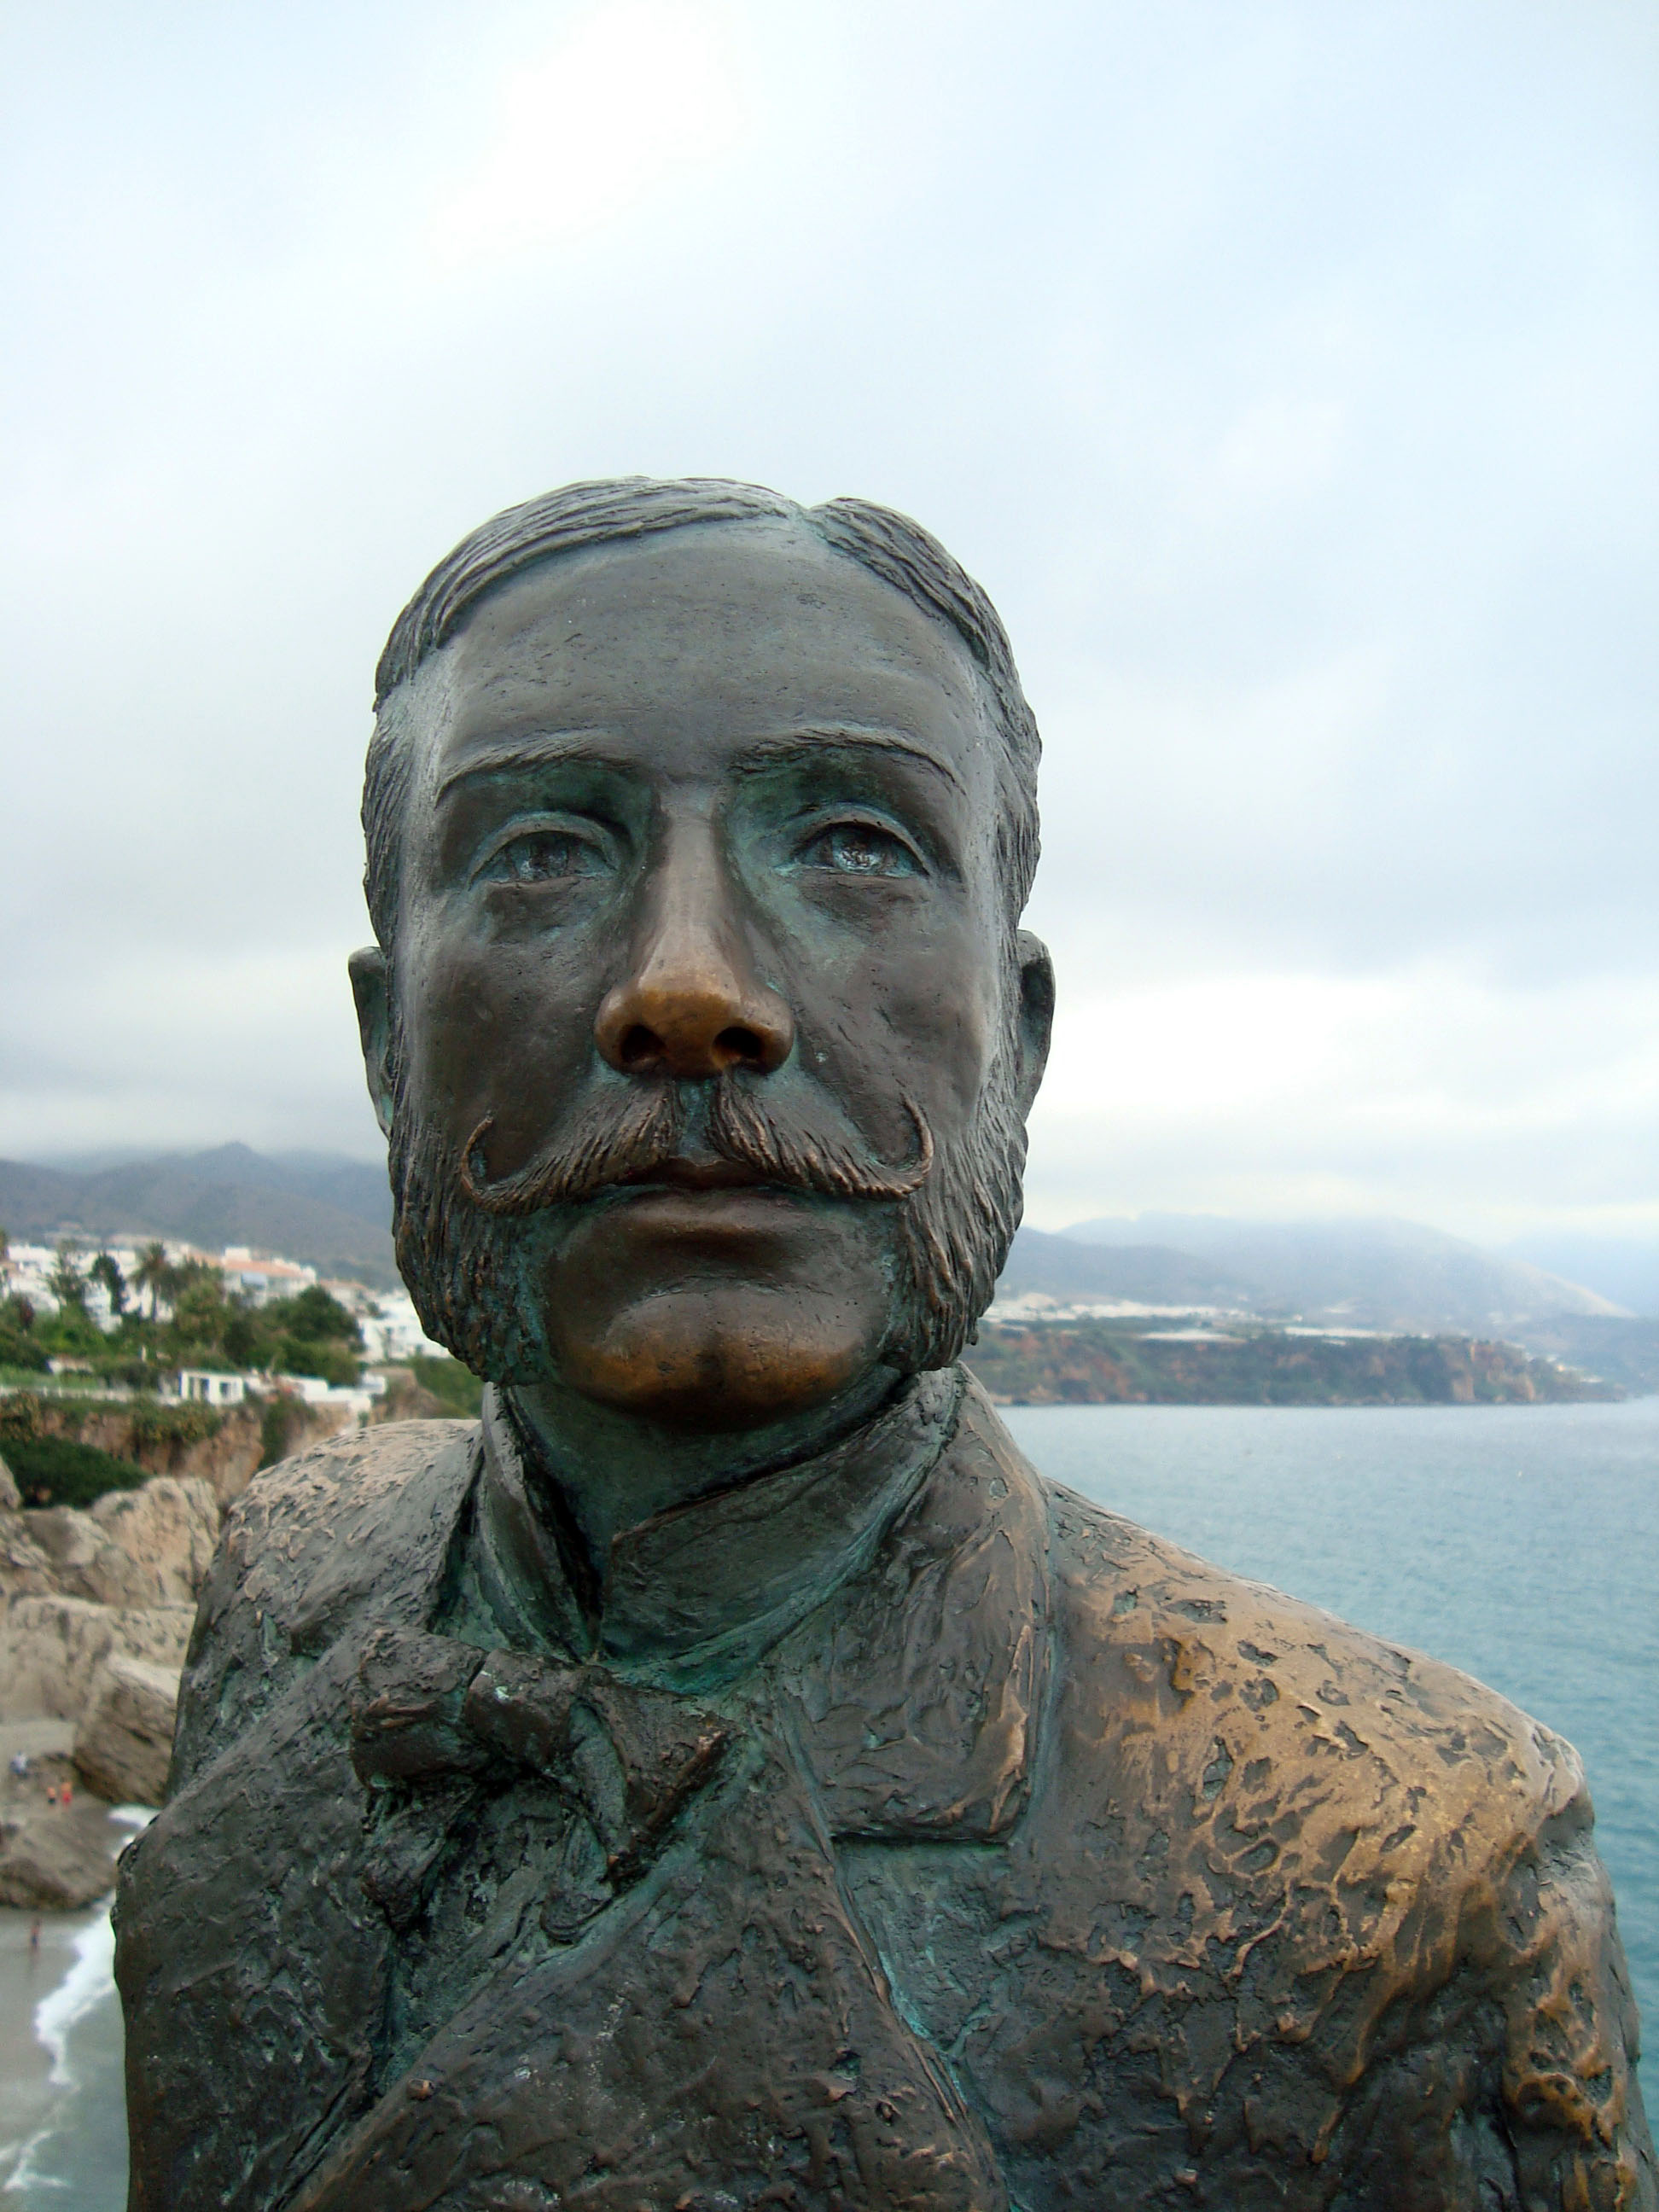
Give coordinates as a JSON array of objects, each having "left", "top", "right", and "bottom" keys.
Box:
[{"left": 360, "top": 519, "right": 1050, "bottom": 1431}]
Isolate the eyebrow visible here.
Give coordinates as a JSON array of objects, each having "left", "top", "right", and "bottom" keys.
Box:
[
  {"left": 435, "top": 729, "right": 625, "bottom": 803},
  {"left": 435, "top": 723, "right": 965, "bottom": 802},
  {"left": 733, "top": 727, "right": 965, "bottom": 792}
]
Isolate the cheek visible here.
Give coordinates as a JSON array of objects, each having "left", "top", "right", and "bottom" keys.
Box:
[
  {"left": 396, "top": 927, "right": 599, "bottom": 1151},
  {"left": 793, "top": 924, "right": 1001, "bottom": 1144}
]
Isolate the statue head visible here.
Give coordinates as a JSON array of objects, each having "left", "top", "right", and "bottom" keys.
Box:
[{"left": 351, "top": 478, "right": 1053, "bottom": 1435}]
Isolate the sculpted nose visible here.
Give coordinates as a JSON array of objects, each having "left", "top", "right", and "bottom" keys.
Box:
[{"left": 594, "top": 838, "right": 795, "bottom": 1081}]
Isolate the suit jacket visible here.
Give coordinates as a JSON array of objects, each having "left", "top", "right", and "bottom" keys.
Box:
[{"left": 115, "top": 1374, "right": 1655, "bottom": 2210}]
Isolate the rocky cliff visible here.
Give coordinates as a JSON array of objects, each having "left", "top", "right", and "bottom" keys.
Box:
[
  {"left": 964, "top": 1321, "right": 1615, "bottom": 1406},
  {"left": 0, "top": 1400, "right": 352, "bottom": 1908},
  {"left": 1, "top": 1390, "right": 354, "bottom": 1509}
]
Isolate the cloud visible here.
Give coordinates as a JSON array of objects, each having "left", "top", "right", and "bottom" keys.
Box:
[
  {"left": 1023, "top": 961, "right": 1659, "bottom": 1237},
  {"left": 427, "top": 3, "right": 753, "bottom": 269},
  {"left": 1, "top": 0, "right": 1653, "bottom": 1242}
]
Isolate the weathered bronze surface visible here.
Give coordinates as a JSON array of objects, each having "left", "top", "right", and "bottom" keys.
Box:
[{"left": 116, "top": 480, "right": 1655, "bottom": 2208}]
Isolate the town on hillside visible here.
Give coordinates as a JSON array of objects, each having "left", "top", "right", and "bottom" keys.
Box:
[{"left": 0, "top": 1232, "right": 474, "bottom": 1444}]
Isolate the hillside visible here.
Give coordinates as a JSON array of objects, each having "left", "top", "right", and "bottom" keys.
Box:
[
  {"left": 0, "top": 1146, "right": 395, "bottom": 1284},
  {"left": 3, "top": 1148, "right": 1640, "bottom": 1363},
  {"left": 1057, "top": 1214, "right": 1620, "bottom": 1336},
  {"left": 1499, "top": 1233, "right": 1659, "bottom": 1318},
  {"left": 1504, "top": 1314, "right": 1659, "bottom": 1397},
  {"left": 965, "top": 1321, "right": 1615, "bottom": 1407},
  {"left": 996, "top": 1226, "right": 1261, "bottom": 1309}
]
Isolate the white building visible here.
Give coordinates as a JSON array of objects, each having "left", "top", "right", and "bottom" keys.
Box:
[
  {"left": 178, "top": 1370, "right": 247, "bottom": 1406},
  {"left": 357, "top": 1291, "right": 452, "bottom": 1364},
  {"left": 218, "top": 1249, "right": 319, "bottom": 1306},
  {"left": 3, "top": 1242, "right": 70, "bottom": 1317}
]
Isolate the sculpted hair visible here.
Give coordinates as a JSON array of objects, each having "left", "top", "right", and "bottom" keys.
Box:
[{"left": 363, "top": 476, "right": 1040, "bottom": 949}]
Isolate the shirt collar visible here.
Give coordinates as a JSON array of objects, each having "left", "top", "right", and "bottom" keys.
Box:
[{"left": 464, "top": 1368, "right": 966, "bottom": 1692}]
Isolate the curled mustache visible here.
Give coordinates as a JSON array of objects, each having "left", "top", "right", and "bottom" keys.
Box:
[{"left": 457, "top": 1074, "right": 934, "bottom": 1219}]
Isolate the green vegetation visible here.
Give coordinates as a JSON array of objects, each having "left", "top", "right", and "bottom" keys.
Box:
[
  {"left": 0, "top": 1392, "right": 221, "bottom": 1447},
  {"left": 258, "top": 1394, "right": 310, "bottom": 1470},
  {"left": 0, "top": 1309, "right": 50, "bottom": 1372},
  {"left": 3, "top": 1432, "right": 150, "bottom": 1510},
  {"left": 402, "top": 1355, "right": 485, "bottom": 1418},
  {"left": 0, "top": 1249, "right": 364, "bottom": 1392},
  {"left": 124, "top": 1400, "right": 225, "bottom": 1450},
  {"left": 0, "top": 1383, "right": 229, "bottom": 1505},
  {"left": 965, "top": 1320, "right": 1615, "bottom": 1407}
]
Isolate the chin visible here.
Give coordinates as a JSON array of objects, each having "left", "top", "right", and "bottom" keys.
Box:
[{"left": 548, "top": 1284, "right": 886, "bottom": 1433}]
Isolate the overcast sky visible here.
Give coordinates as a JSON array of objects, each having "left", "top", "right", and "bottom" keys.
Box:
[{"left": 3, "top": 0, "right": 1654, "bottom": 1245}]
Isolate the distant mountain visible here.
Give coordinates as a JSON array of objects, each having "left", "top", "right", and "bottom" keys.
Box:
[
  {"left": 1497, "top": 1235, "right": 1659, "bottom": 1318},
  {"left": 1508, "top": 1314, "right": 1659, "bottom": 1396},
  {"left": 181, "top": 1144, "right": 394, "bottom": 1229},
  {"left": 5, "top": 1146, "right": 1635, "bottom": 1348},
  {"left": 1060, "top": 1214, "right": 1622, "bottom": 1336},
  {"left": 997, "top": 1226, "right": 1262, "bottom": 1309},
  {"left": 0, "top": 1145, "right": 396, "bottom": 1284}
]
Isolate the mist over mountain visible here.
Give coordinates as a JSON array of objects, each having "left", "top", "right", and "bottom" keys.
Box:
[
  {"left": 997, "top": 1228, "right": 1262, "bottom": 1311},
  {"left": 1495, "top": 1236, "right": 1659, "bottom": 1319},
  {"left": 1057, "top": 1214, "right": 1624, "bottom": 1334},
  {"left": 3, "top": 1143, "right": 1641, "bottom": 1347}
]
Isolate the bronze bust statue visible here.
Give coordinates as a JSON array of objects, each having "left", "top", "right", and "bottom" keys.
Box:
[{"left": 116, "top": 479, "right": 1654, "bottom": 2209}]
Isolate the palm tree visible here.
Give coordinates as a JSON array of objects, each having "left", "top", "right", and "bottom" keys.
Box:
[{"left": 134, "top": 1242, "right": 170, "bottom": 1321}]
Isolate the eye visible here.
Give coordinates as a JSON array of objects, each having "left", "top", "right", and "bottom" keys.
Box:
[
  {"left": 797, "top": 821, "right": 920, "bottom": 878},
  {"left": 486, "top": 827, "right": 610, "bottom": 884}
]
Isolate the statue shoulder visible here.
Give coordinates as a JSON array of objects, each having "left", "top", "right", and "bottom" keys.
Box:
[
  {"left": 1031, "top": 1476, "right": 1654, "bottom": 2202},
  {"left": 1040, "top": 1472, "right": 1586, "bottom": 1851},
  {"left": 170, "top": 1418, "right": 479, "bottom": 1787}
]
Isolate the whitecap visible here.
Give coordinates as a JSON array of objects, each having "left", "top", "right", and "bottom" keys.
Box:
[{"left": 33, "top": 1909, "right": 115, "bottom": 2090}]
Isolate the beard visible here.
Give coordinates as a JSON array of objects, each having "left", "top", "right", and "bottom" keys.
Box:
[{"left": 387, "top": 1036, "right": 1028, "bottom": 1388}]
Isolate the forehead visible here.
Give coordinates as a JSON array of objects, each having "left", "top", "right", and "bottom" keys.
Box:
[{"left": 413, "top": 518, "right": 998, "bottom": 791}]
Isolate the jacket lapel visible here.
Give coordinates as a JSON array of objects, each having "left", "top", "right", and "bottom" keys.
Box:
[
  {"left": 288, "top": 1703, "right": 1010, "bottom": 2212},
  {"left": 776, "top": 1381, "right": 1051, "bottom": 1842},
  {"left": 116, "top": 1424, "right": 481, "bottom": 2212}
]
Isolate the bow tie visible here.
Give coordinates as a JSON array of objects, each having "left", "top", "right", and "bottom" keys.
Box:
[
  {"left": 348, "top": 1623, "right": 730, "bottom": 1934},
  {"left": 306, "top": 1621, "right": 1010, "bottom": 2212}
]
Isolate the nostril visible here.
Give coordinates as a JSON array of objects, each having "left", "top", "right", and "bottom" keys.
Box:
[
  {"left": 618, "top": 1024, "right": 663, "bottom": 1070},
  {"left": 715, "top": 1025, "right": 765, "bottom": 1068}
]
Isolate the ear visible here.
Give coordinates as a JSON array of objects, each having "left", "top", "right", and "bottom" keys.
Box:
[
  {"left": 1012, "top": 928, "right": 1055, "bottom": 1115},
  {"left": 348, "top": 946, "right": 395, "bottom": 1138}
]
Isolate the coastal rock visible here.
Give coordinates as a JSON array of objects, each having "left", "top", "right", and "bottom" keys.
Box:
[
  {"left": 73, "top": 1654, "right": 180, "bottom": 1806},
  {"left": 0, "top": 1470, "right": 219, "bottom": 1617},
  {"left": 966, "top": 1322, "right": 1612, "bottom": 1406},
  {"left": 85, "top": 1477, "right": 218, "bottom": 1606},
  {"left": 0, "top": 1511, "right": 63, "bottom": 1596},
  {"left": 0, "top": 1595, "right": 193, "bottom": 1722},
  {"left": 17, "top": 1399, "right": 353, "bottom": 1510},
  {"left": 20, "top": 1503, "right": 105, "bottom": 1585},
  {"left": 0, "top": 1452, "right": 20, "bottom": 1511},
  {"left": 0, "top": 1802, "right": 119, "bottom": 1909}
]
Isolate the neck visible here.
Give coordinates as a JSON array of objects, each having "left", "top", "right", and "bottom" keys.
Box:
[{"left": 504, "top": 1362, "right": 904, "bottom": 1577}]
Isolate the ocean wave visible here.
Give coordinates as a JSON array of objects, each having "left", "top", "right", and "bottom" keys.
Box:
[{"left": 34, "top": 1907, "right": 115, "bottom": 2091}]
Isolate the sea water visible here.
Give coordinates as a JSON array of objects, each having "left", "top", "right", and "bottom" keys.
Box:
[
  {"left": 1003, "top": 1396, "right": 1659, "bottom": 2118},
  {"left": 0, "top": 1899, "right": 127, "bottom": 2206},
  {"left": 4, "top": 1399, "right": 1655, "bottom": 2204}
]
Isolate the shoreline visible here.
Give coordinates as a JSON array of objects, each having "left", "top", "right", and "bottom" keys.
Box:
[{"left": 0, "top": 1809, "right": 148, "bottom": 2209}]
